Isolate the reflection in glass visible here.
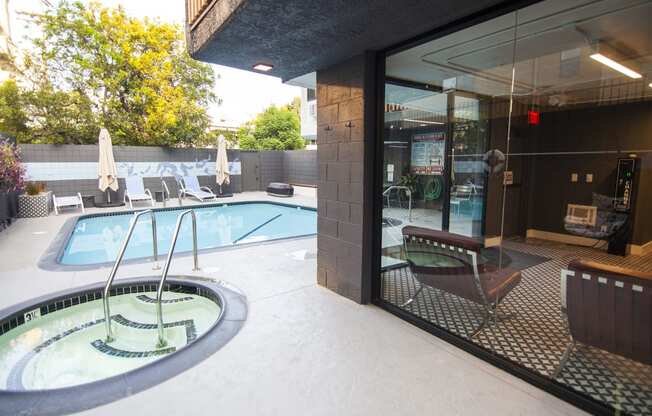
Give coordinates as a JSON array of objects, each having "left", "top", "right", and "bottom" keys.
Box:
[{"left": 378, "top": 1, "right": 652, "bottom": 414}]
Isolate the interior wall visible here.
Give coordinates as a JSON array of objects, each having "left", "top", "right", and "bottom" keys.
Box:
[{"left": 525, "top": 100, "right": 652, "bottom": 245}]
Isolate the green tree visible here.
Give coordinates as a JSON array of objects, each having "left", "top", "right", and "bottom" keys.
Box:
[
  {"left": 12, "top": 1, "right": 215, "bottom": 146},
  {"left": 192, "top": 128, "right": 240, "bottom": 148},
  {"left": 285, "top": 96, "right": 301, "bottom": 116},
  {"left": 239, "top": 105, "right": 304, "bottom": 150},
  {"left": 0, "top": 80, "right": 28, "bottom": 138}
]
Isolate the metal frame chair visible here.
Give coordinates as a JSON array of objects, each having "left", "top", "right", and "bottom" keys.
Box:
[
  {"left": 554, "top": 259, "right": 652, "bottom": 378},
  {"left": 123, "top": 176, "right": 154, "bottom": 209},
  {"left": 402, "top": 226, "right": 521, "bottom": 338},
  {"left": 178, "top": 176, "right": 216, "bottom": 202}
]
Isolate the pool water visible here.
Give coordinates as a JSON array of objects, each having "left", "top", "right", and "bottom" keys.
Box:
[
  {"left": 60, "top": 202, "right": 316, "bottom": 265},
  {"left": 0, "top": 292, "right": 220, "bottom": 390}
]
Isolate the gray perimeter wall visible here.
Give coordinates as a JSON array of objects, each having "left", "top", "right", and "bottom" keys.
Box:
[{"left": 18, "top": 144, "right": 317, "bottom": 200}]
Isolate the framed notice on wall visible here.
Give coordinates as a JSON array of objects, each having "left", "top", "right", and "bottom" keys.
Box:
[{"left": 410, "top": 132, "right": 445, "bottom": 175}]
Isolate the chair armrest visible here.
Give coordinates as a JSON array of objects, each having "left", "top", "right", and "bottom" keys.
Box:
[
  {"left": 402, "top": 225, "right": 483, "bottom": 252},
  {"left": 200, "top": 186, "right": 214, "bottom": 194},
  {"left": 145, "top": 189, "right": 152, "bottom": 197},
  {"left": 569, "top": 259, "right": 652, "bottom": 286}
]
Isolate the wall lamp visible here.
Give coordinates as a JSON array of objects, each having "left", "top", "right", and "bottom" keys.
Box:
[{"left": 253, "top": 63, "right": 273, "bottom": 72}]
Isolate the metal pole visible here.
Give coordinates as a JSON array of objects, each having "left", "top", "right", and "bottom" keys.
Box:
[
  {"left": 156, "top": 209, "right": 199, "bottom": 347},
  {"left": 192, "top": 213, "right": 199, "bottom": 271},
  {"left": 103, "top": 209, "right": 155, "bottom": 342},
  {"left": 151, "top": 213, "right": 160, "bottom": 270}
]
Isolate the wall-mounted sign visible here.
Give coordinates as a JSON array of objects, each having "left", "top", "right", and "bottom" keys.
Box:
[
  {"left": 411, "top": 132, "right": 445, "bottom": 175},
  {"left": 387, "top": 164, "right": 394, "bottom": 182},
  {"left": 503, "top": 170, "right": 514, "bottom": 185}
]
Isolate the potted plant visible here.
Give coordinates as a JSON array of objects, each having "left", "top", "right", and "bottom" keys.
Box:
[
  {"left": 0, "top": 140, "right": 25, "bottom": 226},
  {"left": 18, "top": 182, "right": 53, "bottom": 218}
]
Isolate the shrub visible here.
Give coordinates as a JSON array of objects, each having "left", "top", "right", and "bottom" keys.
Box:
[
  {"left": 25, "top": 182, "right": 45, "bottom": 195},
  {"left": 0, "top": 140, "right": 25, "bottom": 192}
]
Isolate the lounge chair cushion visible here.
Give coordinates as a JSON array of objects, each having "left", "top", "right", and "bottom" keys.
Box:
[
  {"left": 125, "top": 177, "right": 151, "bottom": 200},
  {"left": 181, "top": 176, "right": 216, "bottom": 201}
]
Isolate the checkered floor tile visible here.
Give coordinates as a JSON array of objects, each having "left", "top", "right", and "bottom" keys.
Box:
[{"left": 381, "top": 238, "right": 652, "bottom": 415}]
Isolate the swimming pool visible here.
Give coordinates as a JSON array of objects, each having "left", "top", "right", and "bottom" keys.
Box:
[{"left": 44, "top": 202, "right": 316, "bottom": 268}]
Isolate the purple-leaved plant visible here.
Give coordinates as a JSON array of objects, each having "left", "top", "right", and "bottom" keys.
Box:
[{"left": 0, "top": 140, "right": 25, "bottom": 192}]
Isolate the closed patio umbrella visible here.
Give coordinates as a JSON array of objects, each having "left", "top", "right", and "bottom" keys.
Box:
[
  {"left": 97, "top": 128, "right": 122, "bottom": 206},
  {"left": 215, "top": 134, "right": 230, "bottom": 195}
]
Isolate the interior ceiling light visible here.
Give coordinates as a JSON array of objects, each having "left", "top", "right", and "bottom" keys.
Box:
[
  {"left": 589, "top": 54, "right": 641, "bottom": 79},
  {"left": 253, "top": 63, "right": 273, "bottom": 72},
  {"left": 403, "top": 119, "right": 444, "bottom": 125}
]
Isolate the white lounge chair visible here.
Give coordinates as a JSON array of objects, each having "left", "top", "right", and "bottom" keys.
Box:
[
  {"left": 53, "top": 192, "right": 85, "bottom": 215},
  {"left": 123, "top": 176, "right": 154, "bottom": 209},
  {"left": 179, "top": 176, "right": 216, "bottom": 202}
]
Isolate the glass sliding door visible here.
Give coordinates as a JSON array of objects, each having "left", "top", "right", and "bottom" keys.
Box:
[
  {"left": 448, "top": 93, "right": 490, "bottom": 238},
  {"left": 381, "top": 80, "right": 448, "bottom": 269},
  {"left": 502, "top": 1, "right": 652, "bottom": 414},
  {"left": 376, "top": 0, "right": 652, "bottom": 414}
]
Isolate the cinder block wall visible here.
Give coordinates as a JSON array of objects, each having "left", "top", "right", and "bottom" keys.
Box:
[
  {"left": 259, "top": 151, "right": 285, "bottom": 186},
  {"left": 18, "top": 144, "right": 241, "bottom": 200},
  {"left": 283, "top": 150, "right": 318, "bottom": 185},
  {"left": 316, "top": 54, "right": 369, "bottom": 303},
  {"left": 18, "top": 144, "right": 319, "bottom": 199}
]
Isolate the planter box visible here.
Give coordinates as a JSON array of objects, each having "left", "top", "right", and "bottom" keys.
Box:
[
  {"left": 18, "top": 191, "right": 53, "bottom": 218},
  {"left": 0, "top": 193, "right": 9, "bottom": 223}
]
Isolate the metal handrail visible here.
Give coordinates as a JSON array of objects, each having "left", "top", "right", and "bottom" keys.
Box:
[
  {"left": 103, "top": 209, "right": 159, "bottom": 342},
  {"left": 161, "top": 179, "right": 169, "bottom": 207},
  {"left": 383, "top": 185, "right": 412, "bottom": 222},
  {"left": 156, "top": 209, "right": 199, "bottom": 347}
]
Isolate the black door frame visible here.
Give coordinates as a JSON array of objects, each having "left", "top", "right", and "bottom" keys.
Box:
[{"left": 365, "top": 0, "right": 625, "bottom": 414}]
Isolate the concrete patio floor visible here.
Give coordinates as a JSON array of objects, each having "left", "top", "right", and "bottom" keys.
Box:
[{"left": 0, "top": 191, "right": 584, "bottom": 415}]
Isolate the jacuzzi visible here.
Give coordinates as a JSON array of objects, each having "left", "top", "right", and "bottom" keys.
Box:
[{"left": 0, "top": 277, "right": 246, "bottom": 416}]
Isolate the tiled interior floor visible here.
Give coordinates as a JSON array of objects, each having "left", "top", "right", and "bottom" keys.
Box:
[{"left": 381, "top": 238, "right": 652, "bottom": 416}]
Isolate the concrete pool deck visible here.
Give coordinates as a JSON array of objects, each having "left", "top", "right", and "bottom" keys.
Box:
[{"left": 0, "top": 191, "right": 584, "bottom": 416}]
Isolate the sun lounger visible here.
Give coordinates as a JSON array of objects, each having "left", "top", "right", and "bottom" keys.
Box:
[
  {"left": 179, "top": 176, "right": 216, "bottom": 202},
  {"left": 123, "top": 177, "right": 154, "bottom": 209}
]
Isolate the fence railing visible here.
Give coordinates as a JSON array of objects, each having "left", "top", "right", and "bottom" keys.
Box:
[{"left": 186, "top": 0, "right": 213, "bottom": 28}]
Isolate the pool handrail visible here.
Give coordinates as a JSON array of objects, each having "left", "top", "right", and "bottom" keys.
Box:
[
  {"left": 383, "top": 185, "right": 412, "bottom": 222},
  {"left": 103, "top": 209, "right": 159, "bottom": 342},
  {"left": 156, "top": 209, "right": 199, "bottom": 347}
]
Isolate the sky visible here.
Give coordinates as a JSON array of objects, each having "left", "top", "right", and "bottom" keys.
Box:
[{"left": 8, "top": 0, "right": 302, "bottom": 127}]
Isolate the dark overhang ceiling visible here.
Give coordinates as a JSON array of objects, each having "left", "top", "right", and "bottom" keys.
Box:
[{"left": 188, "top": 0, "right": 511, "bottom": 81}]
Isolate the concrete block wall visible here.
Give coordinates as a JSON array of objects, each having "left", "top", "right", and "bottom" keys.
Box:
[
  {"left": 283, "top": 150, "right": 318, "bottom": 186},
  {"left": 18, "top": 144, "right": 241, "bottom": 201},
  {"left": 259, "top": 151, "right": 285, "bottom": 186},
  {"left": 316, "top": 54, "right": 368, "bottom": 303}
]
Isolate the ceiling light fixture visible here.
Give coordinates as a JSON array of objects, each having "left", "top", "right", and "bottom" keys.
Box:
[
  {"left": 589, "top": 54, "right": 641, "bottom": 79},
  {"left": 403, "top": 119, "right": 444, "bottom": 125},
  {"left": 253, "top": 63, "right": 273, "bottom": 72}
]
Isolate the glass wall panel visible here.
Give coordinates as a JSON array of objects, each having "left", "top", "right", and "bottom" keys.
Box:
[{"left": 378, "top": 0, "right": 652, "bottom": 413}]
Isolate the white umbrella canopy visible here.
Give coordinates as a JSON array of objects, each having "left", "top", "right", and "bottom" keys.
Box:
[
  {"left": 97, "top": 128, "right": 119, "bottom": 192},
  {"left": 215, "top": 134, "right": 230, "bottom": 192}
]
